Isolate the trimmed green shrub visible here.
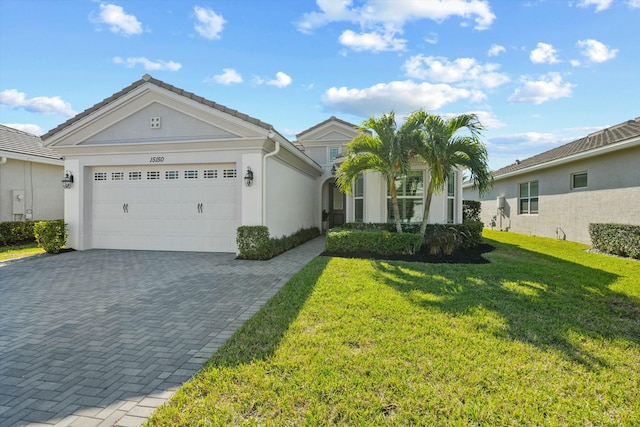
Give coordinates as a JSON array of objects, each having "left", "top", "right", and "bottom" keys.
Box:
[
  {"left": 33, "top": 220, "right": 67, "bottom": 254},
  {"left": 0, "top": 221, "right": 37, "bottom": 246},
  {"left": 326, "top": 229, "right": 423, "bottom": 255},
  {"left": 237, "top": 226, "right": 321, "bottom": 260},
  {"left": 463, "top": 200, "right": 481, "bottom": 222},
  {"left": 589, "top": 223, "right": 640, "bottom": 259}
]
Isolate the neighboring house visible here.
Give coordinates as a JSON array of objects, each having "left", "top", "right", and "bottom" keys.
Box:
[
  {"left": 0, "top": 125, "right": 64, "bottom": 222},
  {"left": 42, "top": 75, "right": 462, "bottom": 253},
  {"left": 463, "top": 117, "right": 640, "bottom": 244}
]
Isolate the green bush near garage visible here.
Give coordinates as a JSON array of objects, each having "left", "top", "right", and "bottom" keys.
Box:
[
  {"left": 0, "top": 220, "right": 36, "bottom": 246},
  {"left": 33, "top": 220, "right": 68, "bottom": 254},
  {"left": 236, "top": 226, "right": 320, "bottom": 260},
  {"left": 589, "top": 223, "right": 640, "bottom": 259}
]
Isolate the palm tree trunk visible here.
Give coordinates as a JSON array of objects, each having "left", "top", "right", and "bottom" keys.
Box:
[
  {"left": 389, "top": 176, "right": 403, "bottom": 233},
  {"left": 419, "top": 180, "right": 436, "bottom": 236}
]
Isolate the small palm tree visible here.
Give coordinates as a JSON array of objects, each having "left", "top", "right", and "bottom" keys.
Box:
[
  {"left": 335, "top": 111, "right": 422, "bottom": 233},
  {"left": 415, "top": 112, "right": 493, "bottom": 236}
]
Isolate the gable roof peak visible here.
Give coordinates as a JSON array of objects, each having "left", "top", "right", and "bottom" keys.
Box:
[{"left": 142, "top": 73, "right": 152, "bottom": 81}]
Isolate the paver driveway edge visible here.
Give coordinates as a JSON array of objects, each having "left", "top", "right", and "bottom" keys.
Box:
[{"left": 0, "top": 236, "right": 325, "bottom": 427}]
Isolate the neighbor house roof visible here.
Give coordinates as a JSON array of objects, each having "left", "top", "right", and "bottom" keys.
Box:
[
  {"left": 42, "top": 74, "right": 275, "bottom": 140},
  {"left": 0, "top": 125, "right": 63, "bottom": 163},
  {"left": 489, "top": 116, "right": 640, "bottom": 180},
  {"left": 295, "top": 116, "right": 360, "bottom": 140}
]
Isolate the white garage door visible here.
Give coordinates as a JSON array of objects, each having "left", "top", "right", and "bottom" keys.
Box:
[{"left": 92, "top": 164, "right": 238, "bottom": 252}]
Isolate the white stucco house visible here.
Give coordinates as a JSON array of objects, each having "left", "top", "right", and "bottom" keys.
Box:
[
  {"left": 42, "top": 75, "right": 462, "bottom": 253},
  {"left": 0, "top": 125, "right": 64, "bottom": 222},
  {"left": 463, "top": 116, "right": 640, "bottom": 244}
]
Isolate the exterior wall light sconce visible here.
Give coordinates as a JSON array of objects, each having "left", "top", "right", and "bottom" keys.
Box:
[
  {"left": 244, "top": 166, "right": 254, "bottom": 187},
  {"left": 331, "top": 164, "right": 337, "bottom": 175},
  {"left": 62, "top": 171, "right": 74, "bottom": 189}
]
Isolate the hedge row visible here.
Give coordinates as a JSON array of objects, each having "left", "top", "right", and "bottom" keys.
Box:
[
  {"left": 236, "top": 226, "right": 320, "bottom": 260},
  {"left": 0, "top": 221, "right": 36, "bottom": 246},
  {"left": 589, "top": 223, "right": 640, "bottom": 259},
  {"left": 326, "top": 229, "right": 423, "bottom": 255}
]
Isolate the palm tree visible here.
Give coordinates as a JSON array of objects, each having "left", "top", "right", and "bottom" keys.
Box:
[
  {"left": 415, "top": 112, "right": 493, "bottom": 236},
  {"left": 335, "top": 111, "right": 422, "bottom": 233}
]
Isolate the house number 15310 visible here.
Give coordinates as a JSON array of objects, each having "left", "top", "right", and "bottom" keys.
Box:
[{"left": 149, "top": 156, "right": 165, "bottom": 163}]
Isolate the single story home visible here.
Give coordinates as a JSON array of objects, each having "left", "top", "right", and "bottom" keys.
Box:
[
  {"left": 0, "top": 124, "right": 64, "bottom": 222},
  {"left": 42, "top": 74, "right": 463, "bottom": 253},
  {"left": 463, "top": 116, "right": 640, "bottom": 244}
]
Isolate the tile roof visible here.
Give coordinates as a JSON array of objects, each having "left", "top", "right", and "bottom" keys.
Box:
[
  {"left": 0, "top": 125, "right": 63, "bottom": 161},
  {"left": 42, "top": 74, "right": 274, "bottom": 141},
  {"left": 295, "top": 116, "right": 360, "bottom": 139},
  {"left": 491, "top": 116, "right": 640, "bottom": 178}
]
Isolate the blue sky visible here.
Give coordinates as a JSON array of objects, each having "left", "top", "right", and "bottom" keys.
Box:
[{"left": 1, "top": 0, "right": 638, "bottom": 169}]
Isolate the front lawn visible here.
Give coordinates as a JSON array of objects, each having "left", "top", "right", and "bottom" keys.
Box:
[
  {"left": 147, "top": 230, "right": 640, "bottom": 426},
  {"left": 0, "top": 242, "right": 44, "bottom": 261}
]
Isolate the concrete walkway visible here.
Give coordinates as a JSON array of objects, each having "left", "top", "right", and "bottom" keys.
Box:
[{"left": 0, "top": 237, "right": 325, "bottom": 427}]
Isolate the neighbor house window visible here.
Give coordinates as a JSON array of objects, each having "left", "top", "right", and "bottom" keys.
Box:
[
  {"left": 354, "top": 174, "right": 364, "bottom": 223},
  {"left": 387, "top": 171, "right": 424, "bottom": 223},
  {"left": 447, "top": 171, "right": 456, "bottom": 224},
  {"left": 571, "top": 172, "right": 587, "bottom": 189},
  {"left": 519, "top": 181, "right": 539, "bottom": 214},
  {"left": 329, "top": 147, "right": 340, "bottom": 164}
]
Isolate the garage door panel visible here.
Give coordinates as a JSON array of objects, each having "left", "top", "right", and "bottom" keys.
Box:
[{"left": 92, "top": 164, "right": 239, "bottom": 252}]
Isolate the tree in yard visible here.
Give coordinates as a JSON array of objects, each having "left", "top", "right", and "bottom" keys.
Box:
[
  {"left": 335, "top": 111, "right": 423, "bottom": 233},
  {"left": 415, "top": 112, "right": 493, "bottom": 236}
]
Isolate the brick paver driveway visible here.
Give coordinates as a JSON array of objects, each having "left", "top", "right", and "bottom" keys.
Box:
[{"left": 0, "top": 237, "right": 324, "bottom": 427}]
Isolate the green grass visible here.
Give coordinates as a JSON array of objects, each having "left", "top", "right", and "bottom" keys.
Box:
[
  {"left": 147, "top": 230, "right": 640, "bottom": 426},
  {"left": 0, "top": 242, "right": 44, "bottom": 261}
]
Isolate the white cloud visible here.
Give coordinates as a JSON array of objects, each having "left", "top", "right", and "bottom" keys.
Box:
[
  {"left": 630, "top": 0, "right": 640, "bottom": 7},
  {"left": 0, "top": 89, "right": 76, "bottom": 117},
  {"left": 530, "top": 42, "right": 560, "bottom": 64},
  {"left": 2, "top": 123, "right": 44, "bottom": 136},
  {"left": 194, "top": 6, "right": 225, "bottom": 40},
  {"left": 425, "top": 32, "right": 439, "bottom": 44},
  {"left": 255, "top": 72, "right": 293, "bottom": 88},
  {"left": 211, "top": 68, "right": 243, "bottom": 85},
  {"left": 90, "top": 3, "right": 142, "bottom": 36},
  {"left": 339, "top": 29, "right": 406, "bottom": 52},
  {"left": 508, "top": 72, "right": 575, "bottom": 104},
  {"left": 577, "top": 0, "right": 613, "bottom": 12},
  {"left": 113, "top": 57, "right": 182, "bottom": 71},
  {"left": 322, "top": 80, "right": 473, "bottom": 117},
  {"left": 488, "top": 44, "right": 505, "bottom": 57},
  {"left": 297, "top": 0, "right": 496, "bottom": 34},
  {"left": 403, "top": 55, "right": 510, "bottom": 89},
  {"left": 577, "top": 39, "right": 618, "bottom": 63}
]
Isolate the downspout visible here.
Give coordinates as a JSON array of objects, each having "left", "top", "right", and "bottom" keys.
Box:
[{"left": 262, "top": 130, "right": 279, "bottom": 226}]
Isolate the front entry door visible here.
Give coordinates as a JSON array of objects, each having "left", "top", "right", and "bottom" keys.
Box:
[{"left": 329, "top": 183, "right": 346, "bottom": 228}]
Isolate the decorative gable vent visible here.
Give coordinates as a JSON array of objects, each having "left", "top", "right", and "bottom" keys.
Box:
[{"left": 150, "top": 117, "right": 161, "bottom": 129}]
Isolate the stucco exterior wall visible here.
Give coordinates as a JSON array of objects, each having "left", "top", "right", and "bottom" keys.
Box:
[
  {"left": 265, "top": 156, "right": 317, "bottom": 238},
  {"left": 463, "top": 146, "right": 640, "bottom": 244},
  {"left": 0, "top": 158, "right": 64, "bottom": 221}
]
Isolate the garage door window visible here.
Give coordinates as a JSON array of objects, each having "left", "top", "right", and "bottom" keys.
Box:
[
  {"left": 223, "top": 169, "right": 237, "bottom": 178},
  {"left": 165, "top": 170, "right": 179, "bottom": 180},
  {"left": 129, "top": 172, "right": 142, "bottom": 180},
  {"left": 112, "top": 172, "right": 124, "bottom": 180},
  {"left": 94, "top": 172, "right": 107, "bottom": 181},
  {"left": 185, "top": 170, "right": 198, "bottom": 179},
  {"left": 204, "top": 169, "right": 217, "bottom": 179}
]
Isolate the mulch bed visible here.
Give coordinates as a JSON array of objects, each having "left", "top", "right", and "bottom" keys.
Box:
[{"left": 321, "top": 243, "right": 495, "bottom": 264}]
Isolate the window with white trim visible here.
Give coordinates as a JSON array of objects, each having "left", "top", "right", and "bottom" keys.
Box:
[
  {"left": 446, "top": 171, "right": 456, "bottom": 224},
  {"left": 129, "top": 171, "right": 142, "bottom": 180},
  {"left": 387, "top": 171, "right": 424, "bottom": 223},
  {"left": 519, "top": 181, "right": 539, "bottom": 214},
  {"left": 329, "top": 147, "right": 340, "bottom": 164},
  {"left": 354, "top": 174, "right": 364, "bottom": 223},
  {"left": 571, "top": 172, "right": 587, "bottom": 189},
  {"left": 165, "top": 170, "right": 179, "bottom": 180},
  {"left": 111, "top": 172, "right": 124, "bottom": 181},
  {"left": 94, "top": 172, "right": 107, "bottom": 181}
]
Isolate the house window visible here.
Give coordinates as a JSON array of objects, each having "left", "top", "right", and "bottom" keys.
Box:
[
  {"left": 519, "top": 181, "right": 539, "bottom": 214},
  {"left": 111, "top": 172, "right": 124, "bottom": 181},
  {"left": 203, "top": 169, "right": 218, "bottom": 179},
  {"left": 447, "top": 171, "right": 456, "bottom": 224},
  {"left": 387, "top": 171, "right": 424, "bottom": 223},
  {"left": 329, "top": 147, "right": 340, "bottom": 164},
  {"left": 165, "top": 170, "right": 179, "bottom": 180},
  {"left": 94, "top": 172, "right": 107, "bottom": 181},
  {"left": 184, "top": 170, "right": 198, "bottom": 179},
  {"left": 571, "top": 172, "right": 587, "bottom": 189},
  {"left": 354, "top": 174, "right": 364, "bottom": 223},
  {"left": 223, "top": 169, "right": 237, "bottom": 178}
]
